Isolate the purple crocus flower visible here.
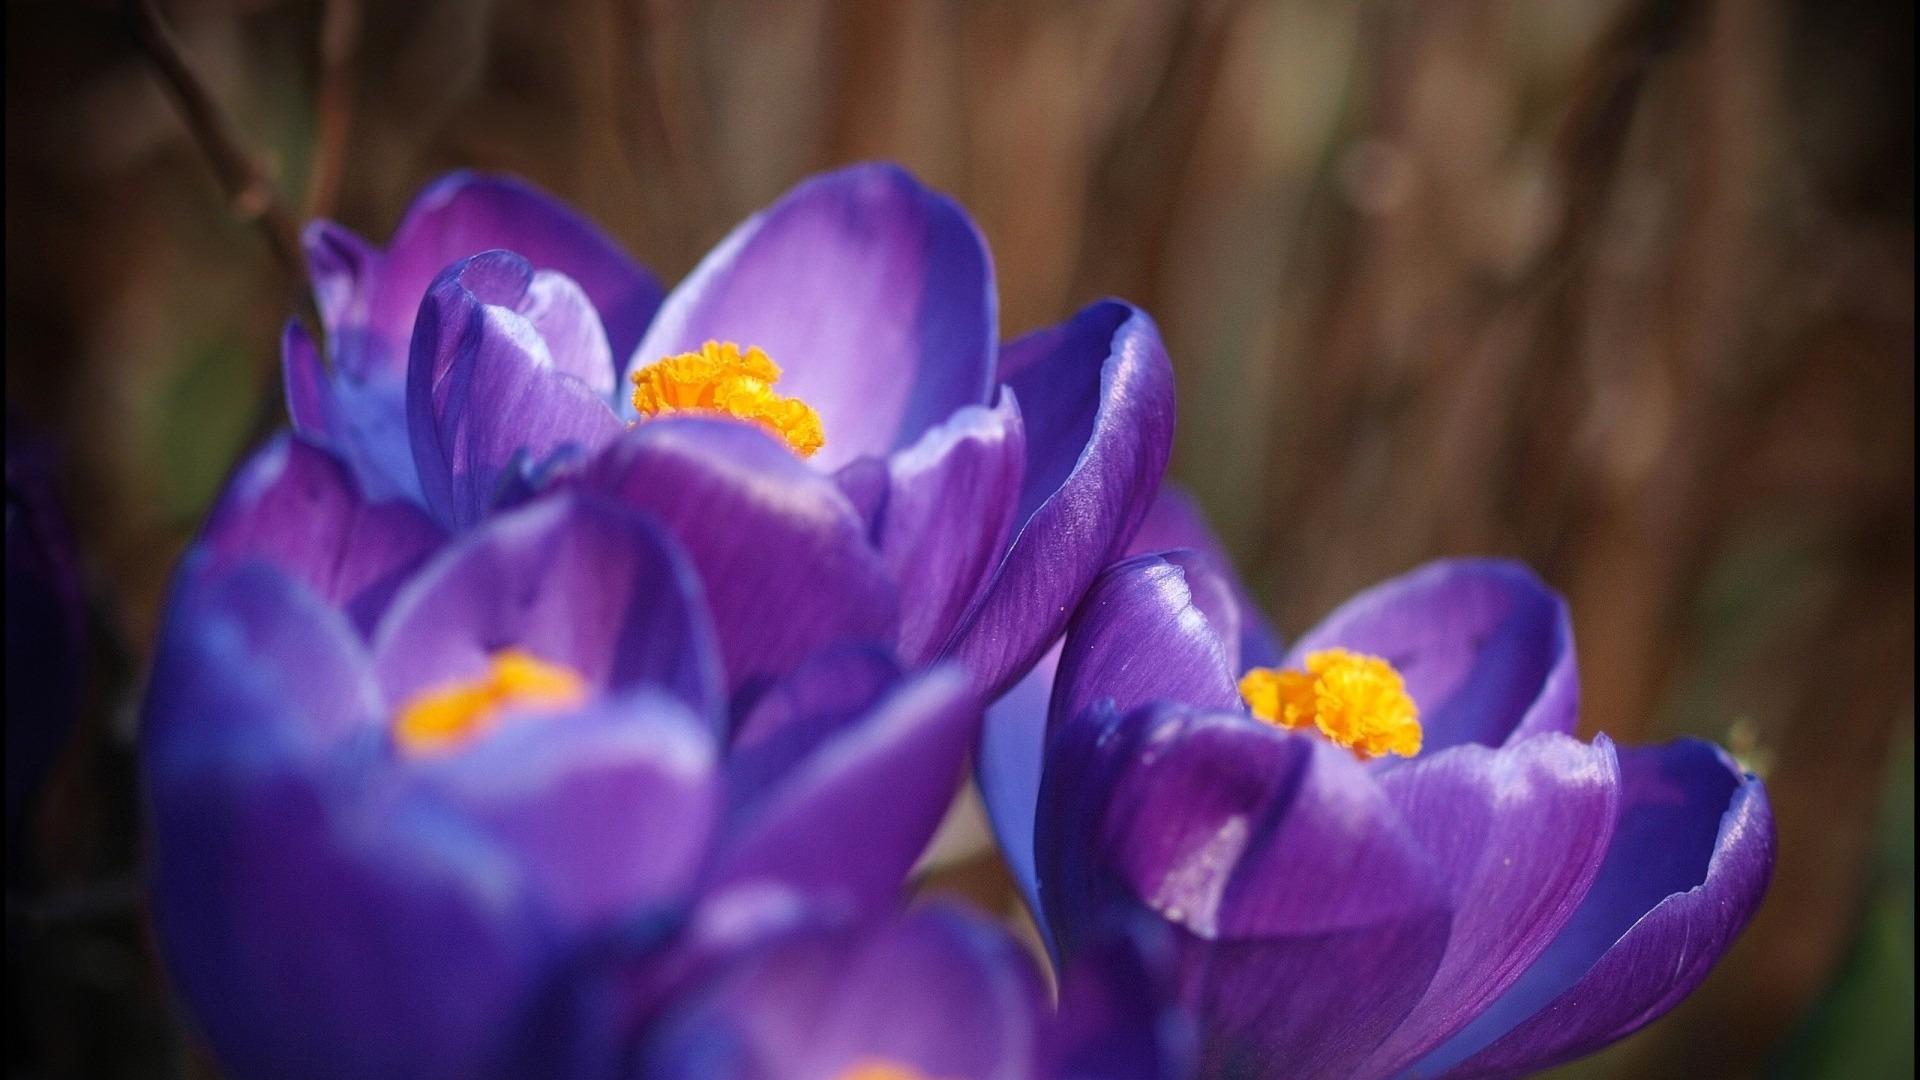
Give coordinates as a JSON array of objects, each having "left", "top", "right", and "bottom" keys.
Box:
[
  {"left": 643, "top": 902, "right": 1193, "bottom": 1080},
  {"left": 143, "top": 432, "right": 979, "bottom": 1079},
  {"left": 983, "top": 499, "right": 1774, "bottom": 1079},
  {"left": 287, "top": 164, "right": 1173, "bottom": 697},
  {"left": 286, "top": 172, "right": 664, "bottom": 505},
  {"left": 5, "top": 420, "right": 87, "bottom": 849}
]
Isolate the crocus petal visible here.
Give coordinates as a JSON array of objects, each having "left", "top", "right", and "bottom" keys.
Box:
[
  {"left": 1038, "top": 702, "right": 1451, "bottom": 1079},
  {"left": 150, "top": 753, "right": 547, "bottom": 1080},
  {"left": 1414, "top": 740, "right": 1774, "bottom": 1079},
  {"left": 1189, "top": 732, "right": 1453, "bottom": 1080},
  {"left": 726, "top": 643, "right": 903, "bottom": 811},
  {"left": 947, "top": 300, "right": 1176, "bottom": 699},
  {"left": 1129, "top": 485, "right": 1282, "bottom": 669},
  {"left": 976, "top": 637, "right": 1061, "bottom": 931},
  {"left": 987, "top": 549, "right": 1242, "bottom": 933},
  {"left": 144, "top": 559, "right": 382, "bottom": 752},
  {"left": 628, "top": 163, "right": 996, "bottom": 468},
  {"left": 1283, "top": 559, "right": 1578, "bottom": 754},
  {"left": 991, "top": 546, "right": 1243, "bottom": 925},
  {"left": 710, "top": 667, "right": 978, "bottom": 916},
  {"left": 145, "top": 562, "right": 543, "bottom": 1080},
  {"left": 282, "top": 319, "right": 332, "bottom": 435},
  {"left": 523, "top": 268, "right": 618, "bottom": 396},
  {"left": 645, "top": 904, "right": 1045, "bottom": 1080},
  {"left": 197, "top": 434, "right": 444, "bottom": 631},
  {"left": 284, "top": 305, "right": 429, "bottom": 506},
  {"left": 1045, "top": 915, "right": 1196, "bottom": 1080},
  {"left": 869, "top": 389, "right": 1026, "bottom": 665},
  {"left": 574, "top": 418, "right": 899, "bottom": 700},
  {"left": 365, "top": 172, "right": 663, "bottom": 379},
  {"left": 1050, "top": 551, "right": 1244, "bottom": 732},
  {"left": 407, "top": 251, "right": 623, "bottom": 528},
  {"left": 371, "top": 494, "right": 724, "bottom": 729},
  {"left": 1352, "top": 735, "right": 1622, "bottom": 1076},
  {"left": 978, "top": 486, "right": 1281, "bottom": 930},
  {"left": 302, "top": 220, "right": 383, "bottom": 374},
  {"left": 401, "top": 690, "right": 720, "bottom": 932}
]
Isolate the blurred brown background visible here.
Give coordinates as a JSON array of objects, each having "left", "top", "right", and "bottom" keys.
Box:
[{"left": 5, "top": 0, "right": 1913, "bottom": 1077}]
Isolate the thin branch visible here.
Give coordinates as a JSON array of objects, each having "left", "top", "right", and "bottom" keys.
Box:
[
  {"left": 125, "top": 0, "right": 323, "bottom": 442},
  {"left": 124, "top": 0, "right": 310, "bottom": 305},
  {"left": 304, "top": 0, "right": 363, "bottom": 220}
]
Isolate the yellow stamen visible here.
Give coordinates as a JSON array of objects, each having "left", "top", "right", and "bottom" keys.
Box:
[
  {"left": 393, "top": 649, "right": 587, "bottom": 756},
  {"left": 1239, "top": 648, "right": 1422, "bottom": 760},
  {"left": 837, "top": 1062, "right": 938, "bottom": 1080},
  {"left": 630, "top": 340, "right": 825, "bottom": 458}
]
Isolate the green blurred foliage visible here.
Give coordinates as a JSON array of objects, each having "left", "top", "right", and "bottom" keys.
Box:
[
  {"left": 149, "top": 338, "right": 257, "bottom": 523},
  {"left": 1771, "top": 738, "right": 1914, "bottom": 1079}
]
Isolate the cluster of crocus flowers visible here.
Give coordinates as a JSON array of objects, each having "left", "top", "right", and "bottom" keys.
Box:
[
  {"left": 286, "top": 164, "right": 1172, "bottom": 693},
  {"left": 136, "top": 162, "right": 1773, "bottom": 1079}
]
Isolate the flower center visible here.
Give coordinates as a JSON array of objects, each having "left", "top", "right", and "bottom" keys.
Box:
[
  {"left": 1238, "top": 648, "right": 1422, "bottom": 760},
  {"left": 629, "top": 340, "right": 825, "bottom": 458},
  {"left": 393, "top": 649, "right": 587, "bottom": 756},
  {"left": 836, "top": 1062, "right": 936, "bottom": 1080}
]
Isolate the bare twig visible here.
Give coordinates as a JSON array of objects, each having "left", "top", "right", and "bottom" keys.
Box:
[
  {"left": 304, "top": 0, "right": 363, "bottom": 220},
  {"left": 124, "top": 0, "right": 307, "bottom": 289},
  {"left": 125, "top": 0, "right": 322, "bottom": 440}
]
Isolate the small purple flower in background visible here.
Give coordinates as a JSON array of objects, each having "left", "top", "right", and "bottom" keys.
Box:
[
  {"left": 6, "top": 419, "right": 87, "bottom": 851},
  {"left": 144, "top": 434, "right": 979, "bottom": 1079},
  {"left": 981, "top": 503, "right": 1774, "bottom": 1079},
  {"left": 644, "top": 903, "right": 1193, "bottom": 1080},
  {"left": 288, "top": 163, "right": 1173, "bottom": 698}
]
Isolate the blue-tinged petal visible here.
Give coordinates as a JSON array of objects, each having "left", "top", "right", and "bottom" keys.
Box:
[
  {"left": 1414, "top": 740, "right": 1774, "bottom": 1079},
  {"left": 1044, "top": 915, "right": 1196, "bottom": 1080},
  {"left": 285, "top": 303, "right": 428, "bottom": 507},
  {"left": 947, "top": 301, "right": 1175, "bottom": 699},
  {"left": 1284, "top": 559, "right": 1578, "bottom": 754},
  {"left": 726, "top": 643, "right": 902, "bottom": 813},
  {"left": 644, "top": 904, "right": 1045, "bottom": 1080},
  {"left": 628, "top": 163, "right": 997, "bottom": 468},
  {"left": 323, "top": 375, "right": 426, "bottom": 506},
  {"left": 1038, "top": 702, "right": 1452, "bottom": 1080},
  {"left": 401, "top": 690, "right": 720, "bottom": 932},
  {"left": 977, "top": 636, "right": 1062, "bottom": 934},
  {"left": 370, "top": 494, "right": 723, "bottom": 729},
  {"left": 874, "top": 389, "right": 1025, "bottom": 665},
  {"left": 145, "top": 559, "right": 544, "bottom": 1080},
  {"left": 407, "top": 252, "right": 623, "bottom": 528},
  {"left": 365, "top": 172, "right": 664, "bottom": 379},
  {"left": 1049, "top": 551, "right": 1243, "bottom": 732},
  {"left": 197, "top": 433, "right": 444, "bottom": 631},
  {"left": 150, "top": 752, "right": 549, "bottom": 1080},
  {"left": 709, "top": 667, "right": 978, "bottom": 917},
  {"left": 574, "top": 418, "right": 899, "bottom": 700},
  {"left": 144, "top": 559, "right": 382, "bottom": 754},
  {"left": 1352, "top": 734, "right": 1621, "bottom": 1076}
]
